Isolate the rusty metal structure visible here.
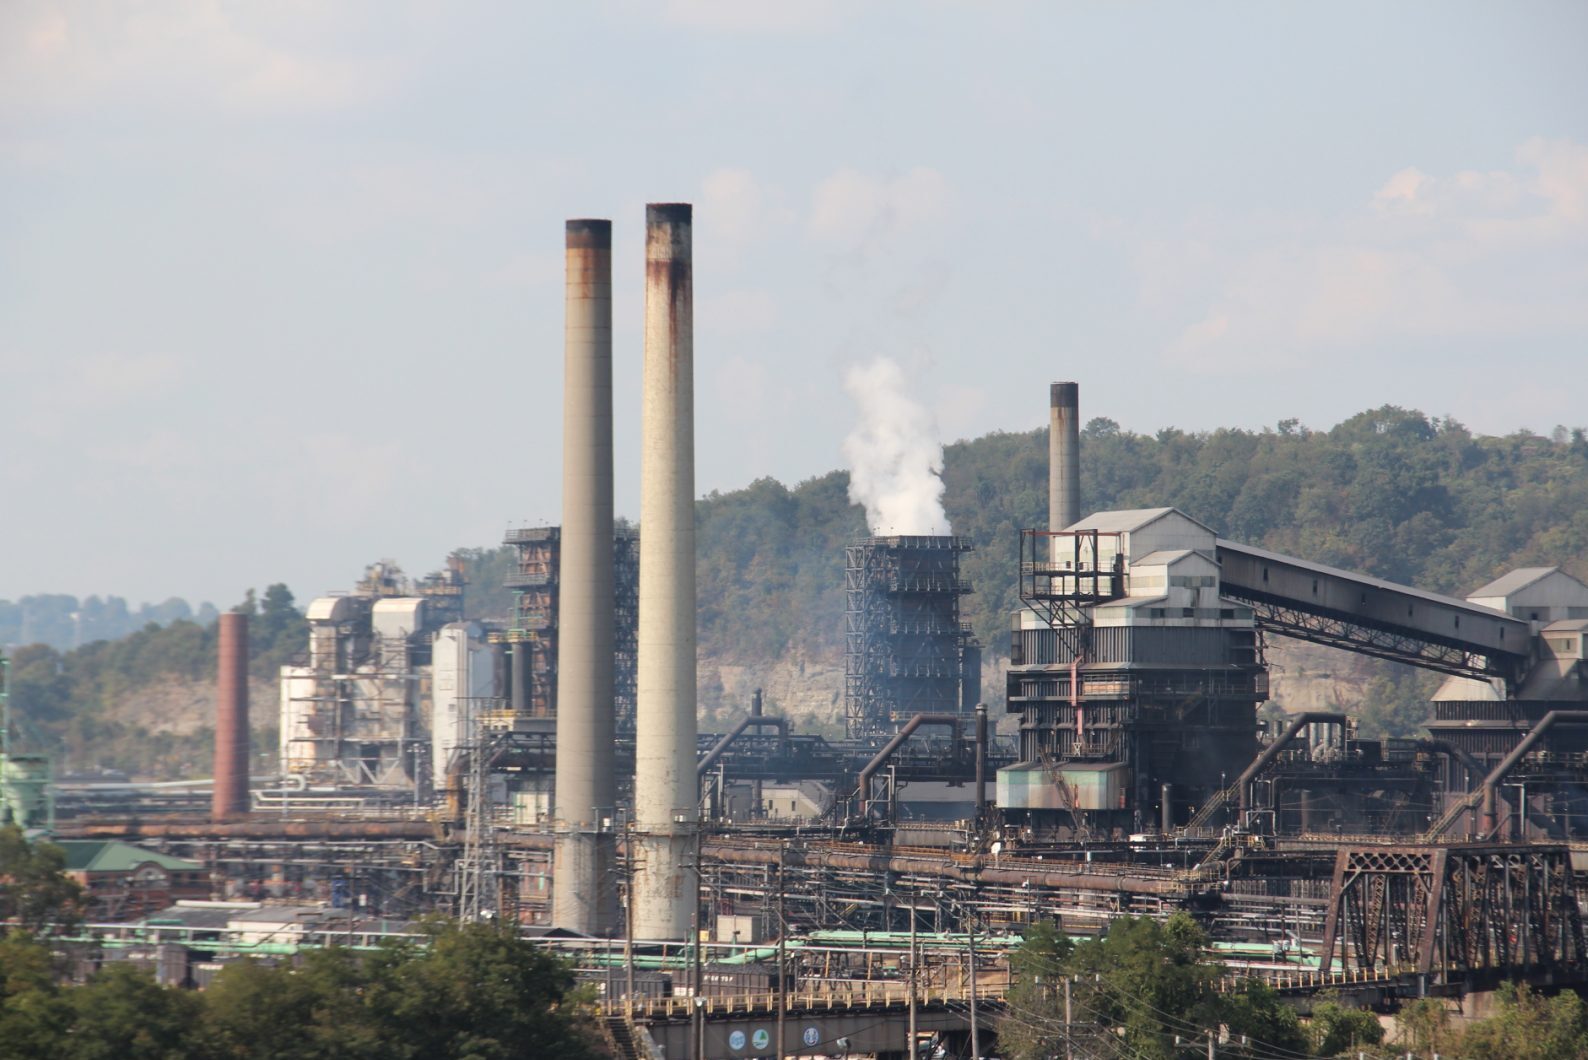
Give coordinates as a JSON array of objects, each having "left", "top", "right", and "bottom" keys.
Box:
[
  {"left": 55, "top": 215, "right": 1588, "bottom": 1051},
  {"left": 1315, "top": 842, "right": 1585, "bottom": 981},
  {"left": 211, "top": 612, "right": 250, "bottom": 821},
  {"left": 492, "top": 526, "right": 639, "bottom": 727}
]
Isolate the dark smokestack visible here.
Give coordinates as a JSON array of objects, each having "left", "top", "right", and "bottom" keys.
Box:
[
  {"left": 212, "top": 611, "right": 249, "bottom": 820},
  {"left": 1049, "top": 382, "right": 1080, "bottom": 533}
]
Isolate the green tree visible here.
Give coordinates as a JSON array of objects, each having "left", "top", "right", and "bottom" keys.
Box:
[
  {"left": 198, "top": 946, "right": 383, "bottom": 1059},
  {"left": 0, "top": 826, "right": 83, "bottom": 932},
  {"left": 197, "top": 921, "right": 597, "bottom": 1060},
  {"left": 1001, "top": 919, "right": 1075, "bottom": 1060},
  {"left": 1455, "top": 983, "right": 1588, "bottom": 1060},
  {"left": 1396, "top": 996, "right": 1454, "bottom": 1058},
  {"left": 363, "top": 920, "right": 597, "bottom": 1059},
  {"left": 251, "top": 584, "right": 309, "bottom": 679},
  {"left": 65, "top": 963, "right": 201, "bottom": 1060},
  {"left": 1221, "top": 979, "right": 1307, "bottom": 1058},
  {"left": 1005, "top": 914, "right": 1311, "bottom": 1060},
  {"left": 1309, "top": 997, "right": 1385, "bottom": 1056},
  {"left": 0, "top": 933, "right": 71, "bottom": 1060},
  {"left": 1064, "top": 913, "right": 1224, "bottom": 1060}
]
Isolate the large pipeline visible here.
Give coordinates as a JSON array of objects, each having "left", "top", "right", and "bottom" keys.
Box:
[
  {"left": 700, "top": 839, "right": 1188, "bottom": 897},
  {"left": 1477, "top": 710, "right": 1588, "bottom": 838},
  {"left": 60, "top": 818, "right": 444, "bottom": 840},
  {"left": 1236, "top": 712, "right": 1347, "bottom": 819},
  {"left": 633, "top": 203, "right": 698, "bottom": 941},
  {"left": 62, "top": 817, "right": 1190, "bottom": 899},
  {"left": 211, "top": 612, "right": 249, "bottom": 821},
  {"left": 856, "top": 714, "right": 963, "bottom": 817},
  {"left": 697, "top": 717, "right": 789, "bottom": 777},
  {"left": 1416, "top": 738, "right": 1484, "bottom": 787},
  {"left": 553, "top": 217, "right": 619, "bottom": 934}
]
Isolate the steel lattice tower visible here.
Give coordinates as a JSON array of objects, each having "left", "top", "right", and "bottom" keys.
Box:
[{"left": 844, "top": 535, "right": 979, "bottom": 740}]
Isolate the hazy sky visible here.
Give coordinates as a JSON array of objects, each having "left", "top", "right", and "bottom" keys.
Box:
[{"left": 3, "top": 2, "right": 1585, "bottom": 607}]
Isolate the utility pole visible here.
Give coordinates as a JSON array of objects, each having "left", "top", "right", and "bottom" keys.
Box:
[
  {"left": 624, "top": 824, "right": 635, "bottom": 1010},
  {"left": 967, "top": 915, "right": 980, "bottom": 1060},
  {"left": 1063, "top": 975, "right": 1072, "bottom": 1060},
  {"left": 691, "top": 828, "right": 704, "bottom": 1060},
  {"left": 775, "top": 859, "right": 786, "bottom": 1060},
  {"left": 907, "top": 885, "right": 917, "bottom": 1058}
]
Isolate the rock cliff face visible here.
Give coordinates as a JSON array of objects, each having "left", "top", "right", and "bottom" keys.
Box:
[
  {"left": 697, "top": 639, "right": 1400, "bottom": 738},
  {"left": 111, "top": 676, "right": 277, "bottom": 737},
  {"left": 102, "top": 640, "right": 1396, "bottom": 779},
  {"left": 1264, "top": 639, "right": 1385, "bottom": 715},
  {"left": 77, "top": 675, "right": 277, "bottom": 781}
]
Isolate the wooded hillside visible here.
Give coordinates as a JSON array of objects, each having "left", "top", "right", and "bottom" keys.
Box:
[{"left": 6, "top": 405, "right": 1586, "bottom": 774}]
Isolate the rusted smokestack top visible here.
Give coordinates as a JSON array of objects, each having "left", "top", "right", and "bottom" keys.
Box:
[
  {"left": 1049, "top": 381, "right": 1081, "bottom": 536},
  {"left": 645, "top": 205, "right": 693, "bottom": 274},
  {"left": 212, "top": 611, "right": 250, "bottom": 821},
  {"left": 553, "top": 213, "right": 618, "bottom": 935},
  {"left": 634, "top": 200, "right": 697, "bottom": 941},
  {"left": 646, "top": 202, "right": 693, "bottom": 226},
  {"left": 565, "top": 218, "right": 611, "bottom": 248}
]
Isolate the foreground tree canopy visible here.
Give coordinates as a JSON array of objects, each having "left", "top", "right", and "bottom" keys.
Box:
[
  {"left": 0, "top": 921, "right": 601, "bottom": 1060},
  {"left": 1003, "top": 912, "right": 1307, "bottom": 1060},
  {"left": 1003, "top": 913, "right": 1588, "bottom": 1059}
]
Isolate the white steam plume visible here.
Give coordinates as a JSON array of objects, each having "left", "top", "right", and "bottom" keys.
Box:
[{"left": 842, "top": 358, "right": 950, "bottom": 536}]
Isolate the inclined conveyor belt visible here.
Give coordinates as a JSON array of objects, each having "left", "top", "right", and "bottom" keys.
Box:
[{"left": 1215, "top": 539, "right": 1531, "bottom": 683}]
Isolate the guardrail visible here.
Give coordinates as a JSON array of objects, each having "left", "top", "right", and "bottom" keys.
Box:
[
  {"left": 1226, "top": 965, "right": 1414, "bottom": 994},
  {"left": 603, "top": 963, "right": 1419, "bottom": 1022},
  {"left": 602, "top": 982, "right": 995, "bottom": 1021}
]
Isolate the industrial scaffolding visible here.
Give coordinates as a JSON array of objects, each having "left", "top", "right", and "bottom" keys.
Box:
[
  {"left": 282, "top": 560, "right": 463, "bottom": 789},
  {"left": 497, "top": 527, "right": 559, "bottom": 718},
  {"left": 492, "top": 526, "right": 639, "bottom": 726},
  {"left": 844, "top": 535, "right": 979, "bottom": 740},
  {"left": 613, "top": 527, "right": 639, "bottom": 734}
]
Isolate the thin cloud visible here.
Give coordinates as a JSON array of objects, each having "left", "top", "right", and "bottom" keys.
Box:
[
  {"left": 0, "top": 3, "right": 396, "bottom": 115},
  {"left": 807, "top": 167, "right": 951, "bottom": 248},
  {"left": 660, "top": 0, "right": 844, "bottom": 34},
  {"left": 1156, "top": 138, "right": 1588, "bottom": 373}
]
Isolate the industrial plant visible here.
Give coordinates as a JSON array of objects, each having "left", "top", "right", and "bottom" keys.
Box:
[{"left": 9, "top": 204, "right": 1588, "bottom": 1059}]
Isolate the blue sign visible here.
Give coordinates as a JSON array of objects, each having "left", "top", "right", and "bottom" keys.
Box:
[
  {"left": 751, "top": 1028, "right": 771, "bottom": 1050},
  {"left": 728, "top": 1029, "right": 746, "bottom": 1051},
  {"left": 803, "top": 1025, "right": 821, "bottom": 1047}
]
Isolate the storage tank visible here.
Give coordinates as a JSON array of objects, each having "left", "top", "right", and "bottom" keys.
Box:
[{"left": 0, "top": 754, "right": 52, "bottom": 830}]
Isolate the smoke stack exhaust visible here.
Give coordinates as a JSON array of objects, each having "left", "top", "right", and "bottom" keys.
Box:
[
  {"left": 212, "top": 611, "right": 249, "bottom": 820},
  {"left": 553, "top": 218, "right": 618, "bottom": 934},
  {"left": 1049, "top": 382, "right": 1080, "bottom": 534},
  {"left": 633, "top": 203, "right": 697, "bottom": 941}
]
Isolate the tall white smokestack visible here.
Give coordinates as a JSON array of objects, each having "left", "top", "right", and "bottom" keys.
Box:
[
  {"left": 553, "top": 218, "right": 617, "bottom": 935},
  {"left": 633, "top": 203, "right": 697, "bottom": 941},
  {"left": 1049, "top": 382, "right": 1080, "bottom": 534}
]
